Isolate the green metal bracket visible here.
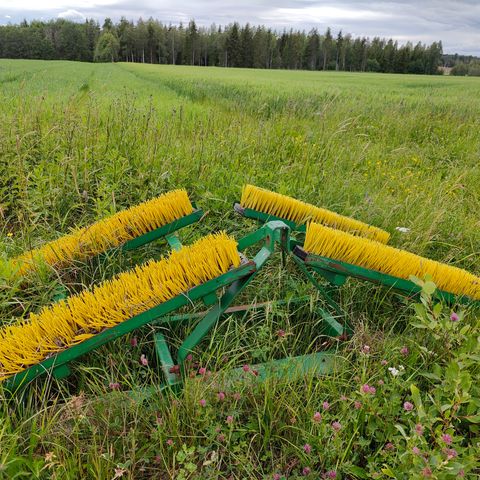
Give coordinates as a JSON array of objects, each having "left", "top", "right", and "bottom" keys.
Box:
[
  {"left": 121, "top": 206, "right": 203, "bottom": 252},
  {"left": 234, "top": 203, "right": 305, "bottom": 232},
  {"left": 226, "top": 351, "right": 338, "bottom": 384},
  {"left": 293, "top": 246, "right": 478, "bottom": 307}
]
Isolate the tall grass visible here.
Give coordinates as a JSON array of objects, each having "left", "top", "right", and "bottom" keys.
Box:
[{"left": 0, "top": 60, "right": 479, "bottom": 479}]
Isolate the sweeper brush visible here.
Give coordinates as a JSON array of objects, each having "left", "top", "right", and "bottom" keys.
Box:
[
  {"left": 0, "top": 232, "right": 240, "bottom": 382},
  {"left": 239, "top": 184, "right": 390, "bottom": 243},
  {"left": 301, "top": 222, "right": 480, "bottom": 300},
  {"left": 9, "top": 189, "right": 195, "bottom": 277}
]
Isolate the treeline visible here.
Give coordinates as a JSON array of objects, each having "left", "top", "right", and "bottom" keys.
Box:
[{"left": 0, "top": 18, "right": 444, "bottom": 74}]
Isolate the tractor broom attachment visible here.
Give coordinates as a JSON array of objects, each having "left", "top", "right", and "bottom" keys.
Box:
[
  {"left": 296, "top": 221, "right": 480, "bottom": 302},
  {"left": 237, "top": 184, "right": 390, "bottom": 243},
  {"left": 8, "top": 189, "right": 200, "bottom": 278},
  {"left": 1, "top": 232, "right": 240, "bottom": 385}
]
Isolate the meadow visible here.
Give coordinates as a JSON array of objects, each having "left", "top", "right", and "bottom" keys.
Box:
[{"left": 0, "top": 59, "right": 479, "bottom": 479}]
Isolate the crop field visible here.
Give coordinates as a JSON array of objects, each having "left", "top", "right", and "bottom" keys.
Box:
[{"left": 0, "top": 59, "right": 479, "bottom": 479}]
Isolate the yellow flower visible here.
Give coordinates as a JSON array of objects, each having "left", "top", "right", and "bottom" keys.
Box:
[{"left": 7, "top": 232, "right": 13, "bottom": 237}]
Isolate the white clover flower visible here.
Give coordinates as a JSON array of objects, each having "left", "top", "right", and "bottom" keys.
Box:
[
  {"left": 395, "top": 227, "right": 411, "bottom": 233},
  {"left": 388, "top": 367, "right": 400, "bottom": 376}
]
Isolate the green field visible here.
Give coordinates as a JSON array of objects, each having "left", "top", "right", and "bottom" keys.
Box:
[{"left": 0, "top": 60, "right": 479, "bottom": 479}]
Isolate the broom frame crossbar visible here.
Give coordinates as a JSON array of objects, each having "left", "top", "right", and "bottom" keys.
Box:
[
  {"left": 3, "top": 221, "right": 290, "bottom": 392},
  {"left": 293, "top": 246, "right": 473, "bottom": 306}
]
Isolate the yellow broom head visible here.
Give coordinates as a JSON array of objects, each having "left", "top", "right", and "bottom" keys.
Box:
[
  {"left": 0, "top": 232, "right": 240, "bottom": 382},
  {"left": 304, "top": 222, "right": 480, "bottom": 300},
  {"left": 240, "top": 184, "right": 390, "bottom": 244},
  {"left": 9, "top": 189, "right": 193, "bottom": 277}
]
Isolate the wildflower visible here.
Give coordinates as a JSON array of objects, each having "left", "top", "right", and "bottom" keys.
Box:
[
  {"left": 403, "top": 401, "right": 414, "bottom": 412},
  {"left": 412, "top": 446, "right": 421, "bottom": 455},
  {"left": 400, "top": 346, "right": 409, "bottom": 356},
  {"left": 421, "top": 467, "right": 432, "bottom": 478},
  {"left": 388, "top": 367, "right": 400, "bottom": 376},
  {"left": 361, "top": 345, "right": 370, "bottom": 354},
  {"left": 381, "top": 359, "right": 388, "bottom": 366},
  {"left": 140, "top": 354, "right": 148, "bottom": 366},
  {"left": 130, "top": 337, "right": 138, "bottom": 347},
  {"left": 273, "top": 474, "right": 282, "bottom": 480},
  {"left": 113, "top": 468, "right": 126, "bottom": 479},
  {"left": 155, "top": 414, "right": 163, "bottom": 425},
  {"left": 354, "top": 401, "right": 362, "bottom": 410},
  {"left": 226, "top": 415, "right": 234, "bottom": 424},
  {"left": 169, "top": 365, "right": 180, "bottom": 375},
  {"left": 7, "top": 232, "right": 13, "bottom": 237},
  {"left": 290, "top": 416, "right": 297, "bottom": 424},
  {"left": 325, "top": 471, "right": 337, "bottom": 479},
  {"left": 198, "top": 367, "right": 207, "bottom": 375},
  {"left": 415, "top": 423, "right": 424, "bottom": 435},
  {"left": 361, "top": 384, "right": 376, "bottom": 395},
  {"left": 313, "top": 412, "right": 322, "bottom": 423},
  {"left": 331, "top": 421, "right": 341, "bottom": 432},
  {"left": 199, "top": 399, "right": 206, "bottom": 407},
  {"left": 252, "top": 369, "right": 259, "bottom": 376},
  {"left": 340, "top": 395, "right": 347, "bottom": 401},
  {"left": 303, "top": 443, "right": 312, "bottom": 454},
  {"left": 444, "top": 448, "right": 457, "bottom": 460},
  {"left": 396, "top": 227, "right": 410, "bottom": 233},
  {"left": 323, "top": 401, "right": 330, "bottom": 410},
  {"left": 166, "top": 439, "right": 174, "bottom": 446},
  {"left": 378, "top": 379, "right": 384, "bottom": 386},
  {"left": 441, "top": 433, "right": 452, "bottom": 445},
  {"left": 242, "top": 364, "right": 250, "bottom": 372},
  {"left": 109, "top": 382, "right": 120, "bottom": 390},
  {"left": 277, "top": 329, "right": 286, "bottom": 338},
  {"left": 233, "top": 392, "right": 241, "bottom": 401},
  {"left": 302, "top": 467, "right": 311, "bottom": 476},
  {"left": 450, "top": 312, "right": 459, "bottom": 322},
  {"left": 217, "top": 433, "right": 226, "bottom": 442},
  {"left": 217, "top": 391, "right": 226, "bottom": 401},
  {"left": 186, "top": 354, "right": 193, "bottom": 362},
  {"left": 385, "top": 442, "right": 395, "bottom": 451}
]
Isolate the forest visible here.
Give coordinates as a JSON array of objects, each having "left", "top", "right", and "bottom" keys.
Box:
[{"left": 0, "top": 18, "right": 445, "bottom": 74}]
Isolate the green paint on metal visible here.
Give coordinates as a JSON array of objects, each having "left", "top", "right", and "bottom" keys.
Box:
[
  {"left": 165, "top": 234, "right": 183, "bottom": 252},
  {"left": 234, "top": 204, "right": 305, "bottom": 232},
  {"left": 227, "top": 351, "right": 338, "bottom": 383},
  {"left": 316, "top": 308, "right": 345, "bottom": 337},
  {"left": 122, "top": 208, "right": 203, "bottom": 251},
  {"left": 4, "top": 261, "right": 257, "bottom": 392},
  {"left": 301, "top": 250, "right": 474, "bottom": 305},
  {"left": 154, "top": 332, "right": 179, "bottom": 386}
]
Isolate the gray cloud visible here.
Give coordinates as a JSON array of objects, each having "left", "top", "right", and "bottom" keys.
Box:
[{"left": 0, "top": 0, "right": 479, "bottom": 54}]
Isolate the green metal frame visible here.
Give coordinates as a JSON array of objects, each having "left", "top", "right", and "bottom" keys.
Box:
[
  {"left": 292, "top": 246, "right": 477, "bottom": 307},
  {"left": 8, "top": 221, "right": 335, "bottom": 393},
  {"left": 234, "top": 203, "right": 305, "bottom": 232},
  {"left": 233, "top": 202, "right": 479, "bottom": 334},
  {"left": 51, "top": 206, "right": 204, "bottom": 302}
]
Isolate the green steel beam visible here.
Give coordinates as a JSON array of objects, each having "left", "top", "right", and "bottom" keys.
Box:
[
  {"left": 154, "top": 332, "right": 179, "bottom": 387},
  {"left": 294, "top": 246, "right": 476, "bottom": 306},
  {"left": 226, "top": 351, "right": 338, "bottom": 383},
  {"left": 234, "top": 203, "right": 304, "bottom": 232},
  {"left": 3, "top": 261, "right": 256, "bottom": 392},
  {"left": 122, "top": 207, "right": 203, "bottom": 251}
]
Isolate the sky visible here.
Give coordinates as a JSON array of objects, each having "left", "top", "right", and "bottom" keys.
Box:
[{"left": 0, "top": 0, "right": 479, "bottom": 55}]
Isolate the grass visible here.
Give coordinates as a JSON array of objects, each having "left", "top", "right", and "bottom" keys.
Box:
[{"left": 0, "top": 59, "right": 479, "bottom": 479}]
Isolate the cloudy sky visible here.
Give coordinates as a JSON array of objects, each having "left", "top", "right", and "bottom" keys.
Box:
[{"left": 1, "top": 0, "right": 479, "bottom": 55}]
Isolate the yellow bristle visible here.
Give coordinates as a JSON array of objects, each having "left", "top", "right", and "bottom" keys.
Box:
[
  {"left": 304, "top": 222, "right": 480, "bottom": 300},
  {"left": 9, "top": 189, "right": 194, "bottom": 277},
  {"left": 0, "top": 233, "right": 240, "bottom": 382},
  {"left": 240, "top": 184, "right": 390, "bottom": 244}
]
